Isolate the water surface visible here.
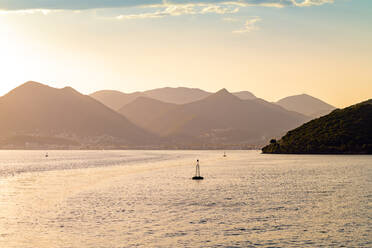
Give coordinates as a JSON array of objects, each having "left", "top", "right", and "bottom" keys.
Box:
[{"left": 0, "top": 150, "right": 371, "bottom": 247}]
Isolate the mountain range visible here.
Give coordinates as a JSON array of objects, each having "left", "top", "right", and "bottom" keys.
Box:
[
  {"left": 0, "top": 82, "right": 153, "bottom": 148},
  {"left": 91, "top": 88, "right": 334, "bottom": 118},
  {"left": 0, "top": 81, "right": 336, "bottom": 149},
  {"left": 91, "top": 88, "right": 256, "bottom": 111},
  {"left": 119, "top": 89, "right": 309, "bottom": 146}
]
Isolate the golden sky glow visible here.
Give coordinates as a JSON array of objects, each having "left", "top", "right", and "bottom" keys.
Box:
[{"left": 0, "top": 0, "right": 371, "bottom": 107}]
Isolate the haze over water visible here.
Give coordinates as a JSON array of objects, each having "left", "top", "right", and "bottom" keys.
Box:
[{"left": 0, "top": 150, "right": 370, "bottom": 247}]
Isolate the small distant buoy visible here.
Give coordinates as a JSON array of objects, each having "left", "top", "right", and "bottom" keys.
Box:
[
  {"left": 192, "top": 159, "right": 204, "bottom": 180},
  {"left": 223, "top": 151, "right": 227, "bottom": 157},
  {"left": 45, "top": 152, "right": 49, "bottom": 158}
]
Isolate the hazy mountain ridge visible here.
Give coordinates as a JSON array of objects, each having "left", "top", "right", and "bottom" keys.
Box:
[
  {"left": 90, "top": 87, "right": 257, "bottom": 110},
  {"left": 233, "top": 91, "right": 256, "bottom": 100},
  {"left": 90, "top": 87, "right": 210, "bottom": 111},
  {"left": 90, "top": 90, "right": 144, "bottom": 111},
  {"left": 0, "top": 82, "right": 154, "bottom": 148},
  {"left": 118, "top": 97, "right": 178, "bottom": 131},
  {"left": 0, "top": 82, "right": 340, "bottom": 149},
  {"left": 262, "top": 99, "right": 372, "bottom": 154},
  {"left": 143, "top": 87, "right": 211, "bottom": 105},
  {"left": 91, "top": 87, "right": 335, "bottom": 121},
  {"left": 119, "top": 88, "right": 309, "bottom": 146},
  {"left": 276, "top": 94, "right": 336, "bottom": 118}
]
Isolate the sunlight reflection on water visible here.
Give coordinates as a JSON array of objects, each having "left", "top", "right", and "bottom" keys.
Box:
[{"left": 0, "top": 150, "right": 371, "bottom": 247}]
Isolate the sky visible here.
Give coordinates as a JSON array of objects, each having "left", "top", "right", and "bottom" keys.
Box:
[{"left": 0, "top": 0, "right": 371, "bottom": 107}]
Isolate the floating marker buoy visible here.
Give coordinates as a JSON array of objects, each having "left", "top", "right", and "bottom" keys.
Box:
[{"left": 192, "top": 159, "right": 204, "bottom": 180}]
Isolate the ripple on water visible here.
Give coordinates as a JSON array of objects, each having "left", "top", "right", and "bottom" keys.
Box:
[{"left": 0, "top": 151, "right": 371, "bottom": 248}]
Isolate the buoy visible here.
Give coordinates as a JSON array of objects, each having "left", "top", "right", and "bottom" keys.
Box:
[
  {"left": 45, "top": 152, "right": 49, "bottom": 158},
  {"left": 192, "top": 159, "right": 204, "bottom": 180},
  {"left": 223, "top": 151, "right": 227, "bottom": 157}
]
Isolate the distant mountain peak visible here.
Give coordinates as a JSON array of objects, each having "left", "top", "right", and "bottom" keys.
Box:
[
  {"left": 217, "top": 88, "right": 229, "bottom": 93},
  {"left": 91, "top": 90, "right": 126, "bottom": 95},
  {"left": 237, "top": 90, "right": 255, "bottom": 95},
  {"left": 24, "top": 80, "right": 42, "bottom": 85},
  {"left": 299, "top": 93, "right": 321, "bottom": 99},
  {"left": 212, "top": 88, "right": 234, "bottom": 98},
  {"left": 200, "top": 88, "right": 240, "bottom": 104},
  {"left": 276, "top": 93, "right": 335, "bottom": 118},
  {"left": 232, "top": 91, "right": 256, "bottom": 100},
  {"left": 19, "top": 81, "right": 47, "bottom": 89},
  {"left": 6, "top": 81, "right": 51, "bottom": 97},
  {"left": 11, "top": 82, "right": 82, "bottom": 97},
  {"left": 213, "top": 88, "right": 237, "bottom": 98},
  {"left": 62, "top": 86, "right": 80, "bottom": 95},
  {"left": 143, "top": 87, "right": 211, "bottom": 105}
]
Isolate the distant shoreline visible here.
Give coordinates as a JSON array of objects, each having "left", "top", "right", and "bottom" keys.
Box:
[
  {"left": 262, "top": 151, "right": 372, "bottom": 155},
  {"left": 0, "top": 148, "right": 261, "bottom": 151}
]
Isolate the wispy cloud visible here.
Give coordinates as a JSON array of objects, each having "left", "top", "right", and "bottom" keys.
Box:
[
  {"left": 0, "top": 0, "right": 335, "bottom": 11},
  {"left": 0, "top": 0, "right": 334, "bottom": 34},
  {"left": 116, "top": 3, "right": 240, "bottom": 20},
  {"left": 290, "top": 0, "right": 334, "bottom": 7},
  {"left": 200, "top": 5, "right": 239, "bottom": 14},
  {"left": 223, "top": 17, "right": 239, "bottom": 22},
  {"left": 0, "top": 8, "right": 56, "bottom": 15},
  {"left": 233, "top": 17, "right": 261, "bottom": 34},
  {"left": 117, "top": 5, "right": 197, "bottom": 20}
]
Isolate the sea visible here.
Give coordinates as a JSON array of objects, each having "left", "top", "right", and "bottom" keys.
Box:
[{"left": 0, "top": 150, "right": 370, "bottom": 248}]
